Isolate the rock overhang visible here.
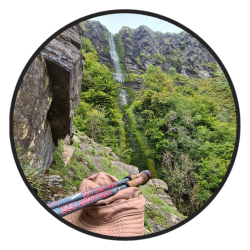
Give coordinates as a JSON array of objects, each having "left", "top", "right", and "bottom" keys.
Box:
[{"left": 42, "top": 26, "right": 84, "bottom": 146}]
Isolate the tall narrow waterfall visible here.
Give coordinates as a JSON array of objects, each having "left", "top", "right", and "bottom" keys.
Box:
[{"left": 108, "top": 32, "right": 127, "bottom": 105}]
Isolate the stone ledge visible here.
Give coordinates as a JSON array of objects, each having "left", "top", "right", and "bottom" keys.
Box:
[
  {"left": 147, "top": 179, "right": 168, "bottom": 191},
  {"left": 111, "top": 161, "right": 139, "bottom": 175},
  {"left": 42, "top": 26, "right": 84, "bottom": 146}
]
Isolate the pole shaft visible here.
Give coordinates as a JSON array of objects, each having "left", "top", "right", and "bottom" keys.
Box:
[
  {"left": 47, "top": 178, "right": 130, "bottom": 210},
  {"left": 53, "top": 185, "right": 127, "bottom": 217}
]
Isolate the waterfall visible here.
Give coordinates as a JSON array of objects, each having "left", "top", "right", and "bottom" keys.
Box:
[
  {"left": 108, "top": 33, "right": 149, "bottom": 173},
  {"left": 108, "top": 32, "right": 127, "bottom": 105}
]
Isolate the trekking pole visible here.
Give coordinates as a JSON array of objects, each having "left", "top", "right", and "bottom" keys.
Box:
[
  {"left": 52, "top": 170, "right": 151, "bottom": 217},
  {"left": 47, "top": 170, "right": 151, "bottom": 210}
]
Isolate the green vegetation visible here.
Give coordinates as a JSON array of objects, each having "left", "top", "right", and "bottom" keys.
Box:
[
  {"left": 180, "top": 41, "right": 185, "bottom": 50},
  {"left": 100, "top": 158, "right": 129, "bottom": 180},
  {"left": 49, "top": 139, "right": 91, "bottom": 192},
  {"left": 73, "top": 38, "right": 129, "bottom": 161},
  {"left": 17, "top": 25, "right": 237, "bottom": 231},
  {"left": 141, "top": 185, "right": 187, "bottom": 231},
  {"left": 114, "top": 33, "right": 129, "bottom": 82},
  {"left": 48, "top": 136, "right": 129, "bottom": 195},
  {"left": 147, "top": 53, "right": 166, "bottom": 64},
  {"left": 72, "top": 36, "right": 236, "bottom": 217},
  {"left": 135, "top": 56, "right": 142, "bottom": 66},
  {"left": 203, "top": 62, "right": 218, "bottom": 70},
  {"left": 127, "top": 73, "right": 146, "bottom": 82},
  {"left": 16, "top": 146, "right": 49, "bottom": 196},
  {"left": 123, "top": 65, "right": 236, "bottom": 215},
  {"left": 166, "top": 51, "right": 183, "bottom": 67},
  {"left": 168, "top": 67, "right": 177, "bottom": 76}
]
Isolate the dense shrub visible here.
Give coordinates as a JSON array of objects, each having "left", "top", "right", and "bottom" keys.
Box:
[
  {"left": 126, "top": 65, "right": 236, "bottom": 215},
  {"left": 74, "top": 39, "right": 236, "bottom": 216}
]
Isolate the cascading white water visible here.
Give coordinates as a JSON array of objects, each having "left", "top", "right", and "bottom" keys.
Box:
[
  {"left": 109, "top": 34, "right": 145, "bottom": 171},
  {"left": 108, "top": 32, "right": 127, "bottom": 105}
]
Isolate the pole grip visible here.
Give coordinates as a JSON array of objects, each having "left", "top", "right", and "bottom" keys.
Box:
[{"left": 127, "top": 171, "right": 151, "bottom": 187}]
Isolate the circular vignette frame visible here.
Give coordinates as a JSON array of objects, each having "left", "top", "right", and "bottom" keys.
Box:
[{"left": 9, "top": 9, "right": 241, "bottom": 241}]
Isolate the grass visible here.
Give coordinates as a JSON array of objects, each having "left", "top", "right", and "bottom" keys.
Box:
[
  {"left": 140, "top": 184, "right": 187, "bottom": 231},
  {"left": 89, "top": 162, "right": 97, "bottom": 171},
  {"left": 145, "top": 203, "right": 170, "bottom": 230},
  {"left": 99, "top": 149, "right": 110, "bottom": 158},
  {"left": 92, "top": 147, "right": 97, "bottom": 156},
  {"left": 18, "top": 114, "right": 186, "bottom": 231},
  {"left": 16, "top": 145, "right": 58, "bottom": 197},
  {"left": 48, "top": 139, "right": 92, "bottom": 192},
  {"left": 18, "top": 127, "right": 186, "bottom": 233},
  {"left": 144, "top": 218, "right": 153, "bottom": 233},
  {"left": 100, "top": 158, "right": 129, "bottom": 180}
]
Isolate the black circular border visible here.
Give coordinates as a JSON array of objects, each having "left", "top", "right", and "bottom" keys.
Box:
[{"left": 9, "top": 9, "right": 241, "bottom": 241}]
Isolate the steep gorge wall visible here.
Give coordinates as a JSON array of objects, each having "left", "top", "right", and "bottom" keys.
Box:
[
  {"left": 115, "top": 25, "right": 218, "bottom": 78},
  {"left": 82, "top": 21, "right": 218, "bottom": 79},
  {"left": 13, "top": 24, "right": 84, "bottom": 172}
]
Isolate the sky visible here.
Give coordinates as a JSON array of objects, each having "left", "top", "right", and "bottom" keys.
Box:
[{"left": 90, "top": 14, "right": 183, "bottom": 34}]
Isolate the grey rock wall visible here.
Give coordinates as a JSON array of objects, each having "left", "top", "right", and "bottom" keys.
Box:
[
  {"left": 121, "top": 82, "right": 143, "bottom": 92},
  {"left": 82, "top": 21, "right": 218, "bottom": 78},
  {"left": 116, "top": 25, "right": 218, "bottom": 78},
  {"left": 13, "top": 53, "right": 54, "bottom": 171},
  {"left": 13, "top": 24, "right": 84, "bottom": 172},
  {"left": 82, "top": 21, "right": 111, "bottom": 67}
]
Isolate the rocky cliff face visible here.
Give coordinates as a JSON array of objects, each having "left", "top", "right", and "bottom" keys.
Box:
[
  {"left": 115, "top": 25, "right": 218, "bottom": 78},
  {"left": 82, "top": 21, "right": 218, "bottom": 79},
  {"left": 82, "top": 21, "right": 111, "bottom": 67},
  {"left": 13, "top": 24, "right": 84, "bottom": 172}
]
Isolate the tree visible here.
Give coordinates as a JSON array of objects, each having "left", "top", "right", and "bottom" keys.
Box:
[
  {"left": 85, "top": 109, "right": 105, "bottom": 139},
  {"left": 168, "top": 67, "right": 177, "bottom": 76}
]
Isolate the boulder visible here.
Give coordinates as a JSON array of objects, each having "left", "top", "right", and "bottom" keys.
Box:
[
  {"left": 110, "top": 152, "right": 120, "bottom": 161},
  {"left": 44, "top": 175, "right": 63, "bottom": 188},
  {"left": 104, "top": 147, "right": 112, "bottom": 155},
  {"left": 147, "top": 179, "right": 168, "bottom": 191},
  {"left": 156, "top": 193, "right": 174, "bottom": 206},
  {"left": 62, "top": 145, "right": 75, "bottom": 166},
  {"left": 111, "top": 161, "right": 139, "bottom": 175},
  {"left": 80, "top": 135, "right": 94, "bottom": 144},
  {"left": 64, "top": 135, "right": 72, "bottom": 146},
  {"left": 13, "top": 53, "right": 54, "bottom": 173},
  {"left": 79, "top": 142, "right": 93, "bottom": 154},
  {"left": 73, "top": 135, "right": 81, "bottom": 144}
]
